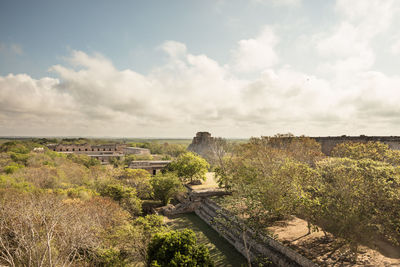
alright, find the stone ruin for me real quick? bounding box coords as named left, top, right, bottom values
left=187, top=132, right=214, bottom=157
left=187, top=132, right=400, bottom=157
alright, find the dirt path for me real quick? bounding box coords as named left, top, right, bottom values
left=190, top=172, right=219, bottom=190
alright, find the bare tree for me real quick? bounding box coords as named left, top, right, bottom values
left=0, top=190, right=130, bottom=266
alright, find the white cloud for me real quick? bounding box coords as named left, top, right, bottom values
left=390, top=39, right=400, bottom=55
left=335, top=0, right=396, bottom=37
left=160, top=41, right=187, bottom=58
left=3, top=34, right=400, bottom=137
left=314, top=0, right=399, bottom=76
left=316, top=23, right=371, bottom=60
left=3, top=0, right=400, bottom=137
left=231, top=26, right=279, bottom=73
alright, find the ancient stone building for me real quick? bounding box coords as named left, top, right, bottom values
left=123, top=147, right=151, bottom=155
left=262, top=135, right=400, bottom=155
left=187, top=132, right=214, bottom=157
left=187, top=132, right=400, bottom=157
left=312, top=135, right=400, bottom=155
left=47, top=143, right=150, bottom=164
left=128, top=160, right=171, bottom=175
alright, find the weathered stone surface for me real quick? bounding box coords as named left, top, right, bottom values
left=260, top=135, right=400, bottom=156
left=187, top=132, right=214, bottom=157
left=128, top=160, right=171, bottom=175
left=195, top=198, right=319, bottom=267
left=46, top=143, right=150, bottom=164
left=312, top=135, right=400, bottom=155
left=161, top=187, right=230, bottom=215
left=163, top=185, right=317, bottom=266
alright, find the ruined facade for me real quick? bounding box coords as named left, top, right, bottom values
left=187, top=132, right=214, bottom=157
left=312, top=135, right=400, bottom=155
left=128, top=160, right=171, bottom=175
left=188, top=132, right=400, bottom=157
left=47, top=143, right=150, bottom=164
left=260, top=135, right=400, bottom=155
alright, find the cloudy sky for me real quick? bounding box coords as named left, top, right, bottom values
left=1, top=0, right=400, bottom=138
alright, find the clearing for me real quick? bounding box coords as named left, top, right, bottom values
left=268, top=216, right=400, bottom=266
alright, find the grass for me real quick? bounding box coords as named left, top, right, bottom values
left=166, top=213, right=247, bottom=267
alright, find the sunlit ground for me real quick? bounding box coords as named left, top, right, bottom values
left=190, top=172, right=219, bottom=190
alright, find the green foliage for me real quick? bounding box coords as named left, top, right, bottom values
left=147, top=229, right=214, bottom=267
left=66, top=153, right=101, bottom=168
left=99, top=183, right=137, bottom=201
left=134, top=214, right=166, bottom=234
left=0, top=141, right=31, bottom=153
left=98, top=182, right=142, bottom=215
left=97, top=248, right=126, bottom=267
left=313, top=158, right=400, bottom=247
left=216, top=135, right=400, bottom=259
left=130, top=141, right=187, bottom=157
left=0, top=175, right=37, bottom=192
left=219, top=137, right=322, bottom=223
left=9, top=152, right=30, bottom=165
left=60, top=137, right=91, bottom=144
left=124, top=154, right=154, bottom=166
left=150, top=172, right=184, bottom=205
left=64, top=186, right=97, bottom=200
left=332, top=141, right=400, bottom=166
left=119, top=168, right=153, bottom=199
left=162, top=143, right=187, bottom=158
left=332, top=141, right=387, bottom=161
left=0, top=140, right=176, bottom=266
left=4, top=162, right=24, bottom=174
left=214, top=157, right=235, bottom=189
left=169, top=152, right=210, bottom=183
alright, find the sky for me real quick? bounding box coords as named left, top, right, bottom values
left=1, top=0, right=400, bottom=138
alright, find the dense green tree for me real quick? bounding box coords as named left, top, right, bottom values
left=218, top=137, right=322, bottom=222
left=3, top=162, right=24, bottom=174
left=313, top=158, right=400, bottom=252
left=0, top=140, right=178, bottom=266
left=150, top=172, right=184, bottom=205
left=332, top=141, right=400, bottom=165
left=147, top=229, right=214, bottom=267
left=98, top=182, right=142, bottom=216
left=66, top=153, right=101, bottom=168
left=129, top=142, right=187, bottom=157
left=119, top=168, right=153, bottom=199
left=169, top=152, right=210, bottom=183
left=124, top=154, right=154, bottom=166
left=0, top=141, right=31, bottom=154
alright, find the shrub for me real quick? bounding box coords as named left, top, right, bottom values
left=119, top=169, right=153, bottom=199
left=168, top=152, right=210, bottom=183
left=98, top=182, right=142, bottom=215
left=4, top=162, right=24, bottom=174
left=147, top=229, right=214, bottom=267
left=150, top=173, right=184, bottom=205
left=9, top=152, right=30, bottom=165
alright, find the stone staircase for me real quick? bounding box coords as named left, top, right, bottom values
left=195, top=198, right=319, bottom=267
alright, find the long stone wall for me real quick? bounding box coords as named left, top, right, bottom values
left=312, top=136, right=400, bottom=155
left=195, top=198, right=318, bottom=267
left=46, top=143, right=150, bottom=164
